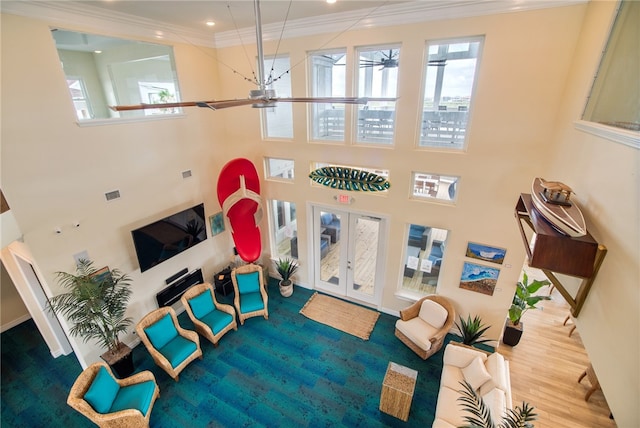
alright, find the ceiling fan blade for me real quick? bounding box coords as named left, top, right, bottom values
left=196, top=99, right=263, bottom=110
left=277, top=97, right=397, bottom=104
left=109, top=101, right=212, bottom=111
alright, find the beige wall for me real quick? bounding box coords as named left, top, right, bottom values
left=545, top=2, right=639, bottom=425
left=1, top=2, right=637, bottom=425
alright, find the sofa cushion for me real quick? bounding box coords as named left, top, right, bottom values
left=434, top=386, right=466, bottom=428
left=440, top=365, right=465, bottom=391
left=110, top=380, right=156, bottom=415
left=462, top=356, right=492, bottom=390
left=395, top=317, right=437, bottom=351
left=200, top=309, right=234, bottom=334
left=84, top=366, right=120, bottom=414
left=321, top=213, right=333, bottom=225
left=188, top=289, right=214, bottom=319
left=236, top=271, right=260, bottom=294
left=443, top=343, right=488, bottom=368
left=480, top=352, right=509, bottom=396
left=432, top=418, right=457, bottom=428
left=144, top=313, right=178, bottom=350
left=160, top=335, right=198, bottom=368
left=482, top=386, right=506, bottom=424
left=418, top=299, right=448, bottom=329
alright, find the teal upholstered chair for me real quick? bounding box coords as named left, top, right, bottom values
left=231, top=264, right=268, bottom=325
left=181, top=282, right=237, bottom=347
left=67, top=362, right=159, bottom=428
left=136, top=307, right=202, bottom=381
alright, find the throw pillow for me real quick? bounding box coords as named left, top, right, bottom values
left=418, top=299, right=449, bottom=329
left=482, top=386, right=506, bottom=424
left=189, top=289, right=214, bottom=319
left=144, top=313, right=178, bottom=349
left=462, top=356, right=492, bottom=390
left=236, top=271, right=260, bottom=294
left=480, top=352, right=509, bottom=396
left=84, top=366, right=120, bottom=414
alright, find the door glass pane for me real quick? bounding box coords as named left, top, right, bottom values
left=352, top=217, right=379, bottom=296
left=270, top=200, right=297, bottom=259
left=401, top=224, right=449, bottom=294
left=319, top=211, right=340, bottom=283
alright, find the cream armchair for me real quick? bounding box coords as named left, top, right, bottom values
left=395, top=295, right=455, bottom=360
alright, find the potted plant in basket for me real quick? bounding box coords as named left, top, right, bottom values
left=503, top=271, right=551, bottom=346
left=275, top=257, right=299, bottom=297
left=48, top=259, right=135, bottom=377
left=454, top=314, right=492, bottom=348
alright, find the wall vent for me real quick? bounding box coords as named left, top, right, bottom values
left=182, top=170, right=192, bottom=179
left=105, top=190, right=121, bottom=201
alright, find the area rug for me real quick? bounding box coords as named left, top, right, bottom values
left=299, top=292, right=380, bottom=340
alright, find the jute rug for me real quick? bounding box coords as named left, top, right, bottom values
left=299, top=292, right=380, bottom=340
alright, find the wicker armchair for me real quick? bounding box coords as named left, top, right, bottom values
left=67, top=362, right=159, bottom=428
left=136, top=307, right=202, bottom=381
left=181, top=282, right=237, bottom=347
left=231, top=264, right=268, bottom=325
left=395, top=295, right=455, bottom=360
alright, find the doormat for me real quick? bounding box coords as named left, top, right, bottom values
left=299, top=292, right=379, bottom=340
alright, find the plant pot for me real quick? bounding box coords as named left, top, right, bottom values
left=279, top=280, right=293, bottom=297
left=101, top=342, right=134, bottom=377
left=502, top=320, right=523, bottom=346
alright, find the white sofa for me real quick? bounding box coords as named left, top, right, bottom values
left=433, top=343, right=512, bottom=428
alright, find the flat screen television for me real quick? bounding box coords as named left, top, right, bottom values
left=132, top=203, right=207, bottom=272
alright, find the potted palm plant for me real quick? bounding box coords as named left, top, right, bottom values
left=454, top=314, right=492, bottom=348
left=458, top=380, right=538, bottom=427
left=275, top=257, right=299, bottom=297
left=503, top=271, right=551, bottom=346
left=48, top=259, right=135, bottom=377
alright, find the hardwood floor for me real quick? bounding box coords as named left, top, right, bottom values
left=497, top=279, right=616, bottom=428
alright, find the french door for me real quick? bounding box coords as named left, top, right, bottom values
left=312, top=206, right=386, bottom=305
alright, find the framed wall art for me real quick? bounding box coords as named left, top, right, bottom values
left=465, top=242, right=506, bottom=265
left=459, top=262, right=500, bottom=296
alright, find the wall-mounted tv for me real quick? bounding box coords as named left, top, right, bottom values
left=132, top=203, right=207, bottom=272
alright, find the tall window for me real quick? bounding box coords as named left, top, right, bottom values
left=419, top=37, right=483, bottom=149
left=401, top=224, right=449, bottom=295
left=309, top=50, right=347, bottom=141
left=582, top=1, right=639, bottom=133
left=356, top=45, right=400, bottom=145
left=262, top=55, right=293, bottom=139
left=269, top=200, right=298, bottom=259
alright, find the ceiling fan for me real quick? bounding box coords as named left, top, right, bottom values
left=111, top=0, right=393, bottom=113
left=360, top=49, right=399, bottom=70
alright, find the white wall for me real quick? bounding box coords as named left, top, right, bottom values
left=1, top=2, right=637, bottom=425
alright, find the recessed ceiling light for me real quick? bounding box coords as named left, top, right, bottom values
left=94, top=50, right=102, bottom=54
left=326, top=0, right=337, bottom=4
left=206, top=21, right=215, bottom=27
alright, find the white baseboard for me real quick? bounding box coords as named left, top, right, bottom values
left=0, top=314, right=31, bottom=333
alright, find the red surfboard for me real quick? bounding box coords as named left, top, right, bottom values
left=217, top=158, right=263, bottom=263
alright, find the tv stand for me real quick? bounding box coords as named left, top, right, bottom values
left=156, top=268, right=204, bottom=307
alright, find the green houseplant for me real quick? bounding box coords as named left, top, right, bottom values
left=458, top=380, right=537, bottom=428
left=48, top=259, right=135, bottom=376
left=503, top=271, right=551, bottom=346
left=275, top=257, right=299, bottom=297
left=454, top=314, right=492, bottom=348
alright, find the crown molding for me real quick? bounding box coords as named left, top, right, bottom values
left=2, top=0, right=587, bottom=49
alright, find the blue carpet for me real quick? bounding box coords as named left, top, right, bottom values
left=2, top=280, right=457, bottom=427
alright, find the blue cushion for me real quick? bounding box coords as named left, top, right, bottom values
left=236, top=271, right=260, bottom=294
left=84, top=366, right=120, bottom=414
left=188, top=289, right=214, bottom=319
left=239, top=292, right=265, bottom=314
left=200, top=310, right=234, bottom=334
left=409, top=224, right=425, bottom=239
left=144, top=313, right=178, bottom=350
left=321, top=213, right=333, bottom=225
left=110, top=380, right=156, bottom=415
left=160, top=335, right=197, bottom=368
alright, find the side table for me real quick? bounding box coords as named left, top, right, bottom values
left=379, top=362, right=418, bottom=421
left=214, top=267, right=233, bottom=296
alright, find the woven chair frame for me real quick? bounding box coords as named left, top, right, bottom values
left=67, top=362, right=160, bottom=428
left=395, top=295, right=456, bottom=360
left=136, top=306, right=202, bottom=382
left=180, top=282, right=238, bottom=347
left=231, top=264, right=269, bottom=325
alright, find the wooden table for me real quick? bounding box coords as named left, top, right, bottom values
left=379, top=362, right=418, bottom=421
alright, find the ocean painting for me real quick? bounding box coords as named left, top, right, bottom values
left=459, top=262, right=500, bottom=296
left=465, top=242, right=506, bottom=265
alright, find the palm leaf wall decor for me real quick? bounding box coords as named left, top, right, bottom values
left=309, top=167, right=390, bottom=192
